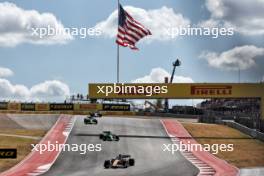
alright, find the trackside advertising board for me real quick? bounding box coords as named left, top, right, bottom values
left=89, top=83, right=264, bottom=99
left=8, top=103, right=20, bottom=111
left=79, top=104, right=97, bottom=110
left=0, top=102, right=8, bottom=110
left=21, top=103, right=35, bottom=111
left=89, top=83, right=264, bottom=119
left=35, top=104, right=50, bottom=111
left=0, top=149, right=17, bottom=159
left=50, top=103, right=74, bottom=111
left=103, top=104, right=130, bottom=111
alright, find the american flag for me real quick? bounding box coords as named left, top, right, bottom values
left=116, top=4, right=152, bottom=50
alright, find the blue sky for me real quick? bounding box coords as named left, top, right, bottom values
left=0, top=0, right=264, bottom=102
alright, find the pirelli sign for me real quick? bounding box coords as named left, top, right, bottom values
left=89, top=83, right=264, bottom=120
left=89, top=83, right=264, bottom=99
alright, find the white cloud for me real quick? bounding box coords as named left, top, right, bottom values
left=131, top=68, right=200, bottom=107
left=198, top=19, right=221, bottom=29
left=131, top=68, right=200, bottom=108
left=0, top=79, right=70, bottom=101
left=0, top=67, right=70, bottom=101
left=30, top=80, right=70, bottom=99
left=0, top=2, right=73, bottom=47
left=0, top=67, right=14, bottom=77
left=0, top=79, right=30, bottom=99
left=132, top=67, right=194, bottom=83
left=201, top=0, right=264, bottom=35
left=205, top=0, right=226, bottom=18
left=199, top=45, right=264, bottom=71
left=95, top=6, right=190, bottom=41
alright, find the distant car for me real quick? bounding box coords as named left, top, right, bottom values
left=84, top=116, right=97, bottom=125
left=89, top=112, right=102, bottom=118
left=99, top=131, right=119, bottom=141
left=104, top=154, right=135, bottom=169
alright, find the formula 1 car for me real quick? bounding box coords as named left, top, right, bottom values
left=104, top=154, right=135, bottom=169
left=84, top=116, right=97, bottom=125
left=89, top=112, right=102, bottom=118
left=99, top=131, right=119, bottom=141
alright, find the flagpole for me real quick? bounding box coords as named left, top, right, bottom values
left=117, top=0, right=120, bottom=83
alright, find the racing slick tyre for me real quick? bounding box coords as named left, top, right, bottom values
left=102, top=136, right=106, bottom=141
left=99, top=134, right=104, bottom=139
left=115, top=136, right=120, bottom=141
left=104, top=160, right=111, bottom=169
left=129, top=158, right=135, bottom=166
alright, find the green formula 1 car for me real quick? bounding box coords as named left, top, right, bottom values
left=84, top=117, right=98, bottom=125
left=99, top=131, right=119, bottom=141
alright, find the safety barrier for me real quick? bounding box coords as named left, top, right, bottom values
left=0, top=103, right=101, bottom=114
left=0, top=102, right=134, bottom=115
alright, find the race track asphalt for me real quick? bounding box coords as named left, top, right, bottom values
left=43, top=116, right=199, bottom=176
